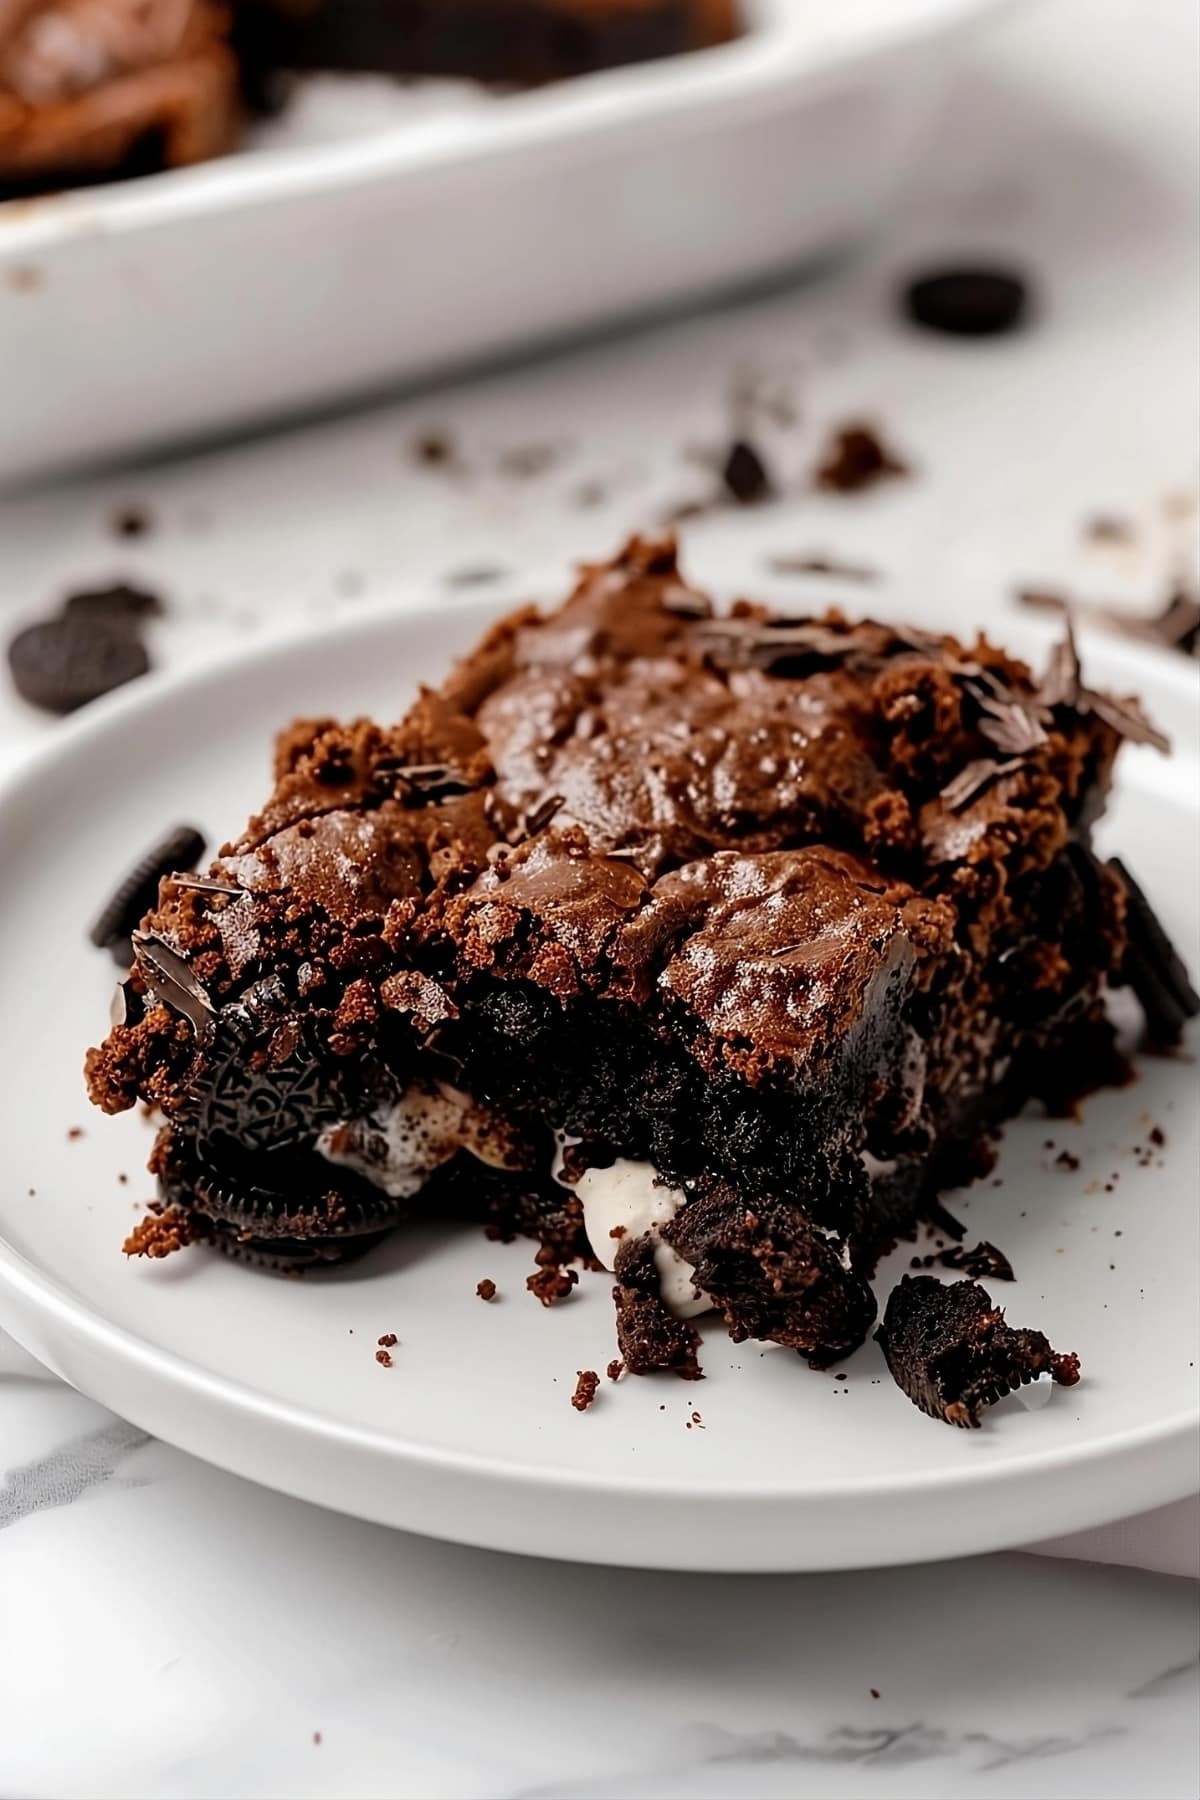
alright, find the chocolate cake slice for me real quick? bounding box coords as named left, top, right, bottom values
left=1, top=0, right=241, bottom=197
left=85, top=536, right=1193, bottom=1404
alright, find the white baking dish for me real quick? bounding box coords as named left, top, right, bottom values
left=0, top=0, right=1010, bottom=485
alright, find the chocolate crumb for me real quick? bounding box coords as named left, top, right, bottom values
left=476, top=1278, right=497, bottom=1301
left=765, top=552, right=878, bottom=583
left=498, top=443, right=560, bottom=480
left=1149, top=1125, right=1166, bottom=1147
left=814, top=422, right=908, bottom=493
left=527, top=1265, right=579, bottom=1307
left=721, top=437, right=773, bottom=505
left=124, top=1208, right=191, bottom=1259
left=572, top=480, right=610, bottom=509
left=571, top=1369, right=600, bottom=1411
left=377, top=1333, right=397, bottom=1348
left=412, top=429, right=455, bottom=466
left=375, top=1349, right=393, bottom=1368
left=313, top=1732, right=321, bottom=1746
left=869, top=1689, right=881, bottom=1700
left=67, top=1126, right=84, bottom=1141
left=1085, top=514, right=1135, bottom=545
left=443, top=566, right=509, bottom=588
left=1054, top=1150, right=1080, bottom=1172
left=111, top=506, right=152, bottom=540
left=606, top=1359, right=624, bottom=1382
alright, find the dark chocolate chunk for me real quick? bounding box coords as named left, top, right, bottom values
left=131, top=931, right=216, bottom=1036
left=62, top=583, right=163, bottom=632
left=876, top=1276, right=1079, bottom=1427
left=8, top=616, right=149, bottom=714
left=89, top=826, right=207, bottom=965
left=721, top=438, right=773, bottom=505
left=902, top=267, right=1030, bottom=338
left=523, top=792, right=565, bottom=837
left=813, top=423, right=908, bottom=494
left=1108, top=856, right=1200, bottom=1045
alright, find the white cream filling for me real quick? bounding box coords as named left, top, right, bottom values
left=317, top=1082, right=526, bottom=1199
left=572, top=1159, right=712, bottom=1320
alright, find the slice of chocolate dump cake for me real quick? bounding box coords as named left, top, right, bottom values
left=85, top=536, right=1197, bottom=1418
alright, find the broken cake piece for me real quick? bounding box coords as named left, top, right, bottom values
left=83, top=534, right=1194, bottom=1401
left=876, top=1275, right=1081, bottom=1427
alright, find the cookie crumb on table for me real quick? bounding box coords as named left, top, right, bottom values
left=571, top=1370, right=600, bottom=1412
left=476, top=1278, right=497, bottom=1301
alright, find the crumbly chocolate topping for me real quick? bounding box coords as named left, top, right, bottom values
left=571, top=1369, right=600, bottom=1411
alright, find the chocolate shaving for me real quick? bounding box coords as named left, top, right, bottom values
left=377, top=761, right=474, bottom=797
left=692, top=616, right=855, bottom=669
left=1083, top=688, right=1171, bottom=753
left=1040, top=613, right=1082, bottom=709
left=1039, top=618, right=1170, bottom=751
left=937, top=1241, right=1016, bottom=1282
left=523, top=793, right=565, bottom=836
left=968, top=672, right=1048, bottom=755
left=925, top=1199, right=967, bottom=1242
left=1108, top=856, right=1200, bottom=1045
left=940, top=757, right=1023, bottom=812
left=131, top=931, right=215, bottom=1034
left=166, top=872, right=245, bottom=896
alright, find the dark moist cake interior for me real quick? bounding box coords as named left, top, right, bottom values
left=85, top=534, right=1190, bottom=1411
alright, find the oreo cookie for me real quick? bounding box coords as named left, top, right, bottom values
left=8, top=615, right=149, bottom=714
left=158, top=1139, right=407, bottom=1269
left=89, top=826, right=207, bottom=966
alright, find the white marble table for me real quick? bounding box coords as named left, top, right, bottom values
left=1, top=0, right=1197, bottom=1794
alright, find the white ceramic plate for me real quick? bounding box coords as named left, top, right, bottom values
left=0, top=0, right=1012, bottom=483
left=0, top=593, right=1196, bottom=1571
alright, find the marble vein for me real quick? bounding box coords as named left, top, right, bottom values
left=0, top=1419, right=149, bottom=1532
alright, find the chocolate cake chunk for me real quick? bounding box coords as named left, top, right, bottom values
left=1, top=0, right=241, bottom=196
left=238, top=0, right=738, bottom=89
left=86, top=535, right=1184, bottom=1402
left=877, top=1276, right=1080, bottom=1427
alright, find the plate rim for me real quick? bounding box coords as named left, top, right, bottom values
left=0, top=596, right=1196, bottom=1569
